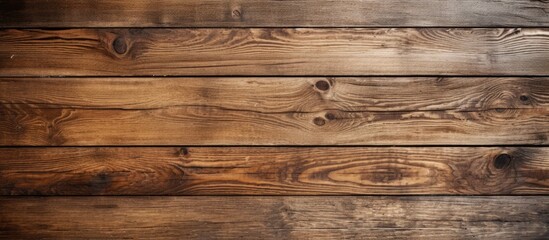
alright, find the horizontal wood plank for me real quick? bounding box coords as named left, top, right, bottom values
left=1, top=147, right=548, bottom=195
left=1, top=196, right=548, bottom=239
left=1, top=77, right=548, bottom=146
left=1, top=28, right=548, bottom=76
left=1, top=0, right=548, bottom=27
left=3, top=77, right=548, bottom=111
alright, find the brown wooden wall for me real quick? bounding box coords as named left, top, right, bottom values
left=1, top=0, right=548, bottom=239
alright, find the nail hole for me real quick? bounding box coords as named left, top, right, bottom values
left=232, top=9, right=241, bottom=18
left=113, top=37, right=127, bottom=54
left=313, top=117, right=326, bottom=126
left=315, top=80, right=330, bottom=91
left=325, top=113, right=336, bottom=120
left=494, top=154, right=512, bottom=169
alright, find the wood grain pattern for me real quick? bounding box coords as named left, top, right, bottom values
left=1, top=147, right=548, bottom=195
left=2, top=77, right=548, bottom=146
left=1, top=196, right=548, bottom=239
left=3, top=77, right=548, bottom=111
left=1, top=0, right=548, bottom=27
left=1, top=28, right=549, bottom=76
left=2, top=0, right=548, bottom=238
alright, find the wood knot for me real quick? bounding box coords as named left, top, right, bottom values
left=519, top=95, right=529, bottom=103
left=315, top=80, right=330, bottom=91
left=313, top=117, right=326, bottom=126
left=113, top=37, right=127, bottom=54
left=91, top=172, right=112, bottom=190
left=325, top=112, right=336, bottom=120
left=179, top=147, right=190, bottom=157
left=494, top=154, right=512, bottom=169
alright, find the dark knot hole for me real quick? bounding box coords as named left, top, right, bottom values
left=315, top=80, right=330, bottom=91
left=113, top=37, right=128, bottom=54
left=494, top=154, right=512, bottom=169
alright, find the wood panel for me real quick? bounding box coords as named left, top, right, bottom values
left=3, top=77, right=549, bottom=111
left=2, top=0, right=548, bottom=238
left=1, top=0, right=548, bottom=28
left=2, top=77, right=548, bottom=146
left=1, top=196, right=548, bottom=239
left=1, top=147, right=548, bottom=195
left=1, top=28, right=549, bottom=76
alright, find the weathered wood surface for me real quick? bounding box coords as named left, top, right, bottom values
left=1, top=0, right=548, bottom=238
left=2, top=77, right=548, bottom=146
left=1, top=196, right=547, bottom=239
left=3, top=77, right=548, bottom=111
left=1, top=28, right=549, bottom=76
left=1, top=147, right=548, bottom=195
left=1, top=0, right=548, bottom=28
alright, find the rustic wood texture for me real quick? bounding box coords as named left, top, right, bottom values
left=1, top=196, right=548, bottom=239
left=2, top=0, right=549, bottom=238
left=3, top=77, right=548, bottom=111
left=2, top=77, right=548, bottom=146
left=1, top=0, right=548, bottom=28
left=1, top=28, right=549, bottom=76
left=1, top=147, right=548, bottom=195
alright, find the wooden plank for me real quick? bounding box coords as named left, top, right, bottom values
left=1, top=147, right=548, bottom=195
left=1, top=77, right=549, bottom=146
left=1, top=28, right=548, bottom=76
left=1, top=196, right=547, bottom=239
left=1, top=0, right=548, bottom=27
left=3, top=77, right=548, bottom=111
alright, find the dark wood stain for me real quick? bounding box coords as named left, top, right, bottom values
left=1, top=196, right=547, bottom=239
left=1, top=0, right=548, bottom=27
